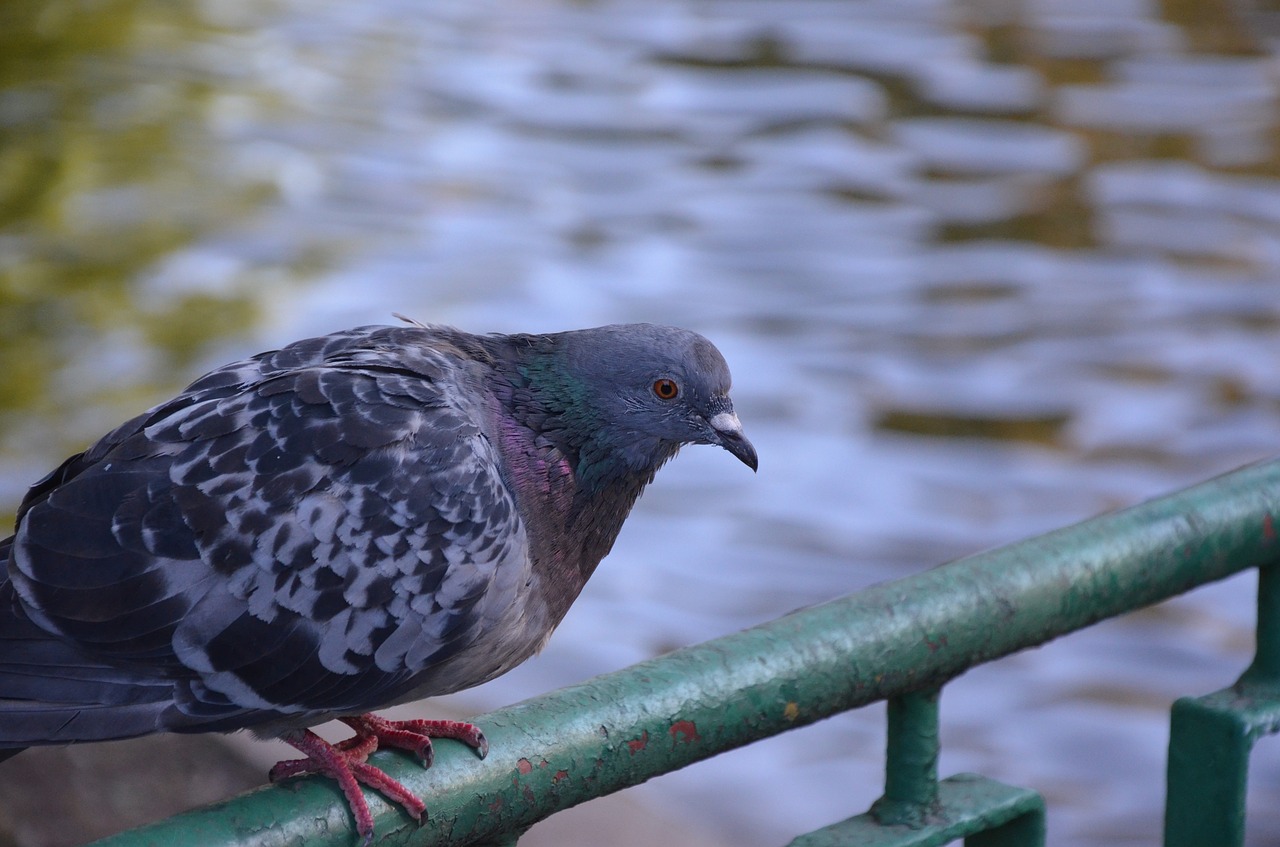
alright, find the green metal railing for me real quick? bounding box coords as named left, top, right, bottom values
left=89, top=459, right=1280, bottom=847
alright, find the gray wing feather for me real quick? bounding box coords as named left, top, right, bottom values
left=3, top=326, right=533, bottom=739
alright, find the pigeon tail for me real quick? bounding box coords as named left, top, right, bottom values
left=0, top=542, right=174, bottom=750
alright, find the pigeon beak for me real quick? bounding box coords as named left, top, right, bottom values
left=708, top=410, right=758, bottom=472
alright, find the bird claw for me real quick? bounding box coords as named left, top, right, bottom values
left=342, top=714, right=488, bottom=764
left=274, top=714, right=487, bottom=842
left=341, top=715, right=435, bottom=768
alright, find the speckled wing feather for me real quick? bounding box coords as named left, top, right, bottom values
left=1, top=326, right=535, bottom=742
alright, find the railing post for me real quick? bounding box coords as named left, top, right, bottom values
left=789, top=682, right=1044, bottom=847
left=875, top=688, right=941, bottom=826
left=1243, top=561, right=1280, bottom=686
left=1164, top=563, right=1280, bottom=847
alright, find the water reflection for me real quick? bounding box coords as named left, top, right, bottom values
left=2, top=0, right=1280, bottom=845
left=0, top=0, right=273, bottom=505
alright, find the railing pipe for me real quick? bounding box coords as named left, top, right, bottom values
left=88, top=459, right=1280, bottom=847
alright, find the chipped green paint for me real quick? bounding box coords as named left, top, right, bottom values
left=88, top=459, right=1280, bottom=847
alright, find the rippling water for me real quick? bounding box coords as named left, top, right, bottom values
left=3, top=0, right=1280, bottom=844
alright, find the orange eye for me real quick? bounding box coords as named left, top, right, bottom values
left=652, top=378, right=679, bottom=400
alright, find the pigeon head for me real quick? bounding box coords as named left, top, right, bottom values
left=517, top=323, right=757, bottom=487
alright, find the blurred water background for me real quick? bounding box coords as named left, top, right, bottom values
left=3, top=0, right=1280, bottom=844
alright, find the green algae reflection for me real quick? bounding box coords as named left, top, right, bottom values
left=0, top=1, right=279, bottom=517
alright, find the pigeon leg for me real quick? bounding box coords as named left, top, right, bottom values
left=269, top=728, right=378, bottom=780
left=341, top=713, right=490, bottom=769
left=269, top=715, right=487, bottom=842
left=271, top=727, right=427, bottom=845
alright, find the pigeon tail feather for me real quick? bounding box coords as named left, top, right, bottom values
left=0, top=546, right=174, bottom=749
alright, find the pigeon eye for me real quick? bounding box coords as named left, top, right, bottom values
left=652, top=378, right=679, bottom=400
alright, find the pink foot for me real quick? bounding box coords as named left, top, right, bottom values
left=270, top=714, right=488, bottom=845
left=344, top=713, right=490, bottom=768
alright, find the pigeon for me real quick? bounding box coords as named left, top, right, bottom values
left=0, top=320, right=756, bottom=842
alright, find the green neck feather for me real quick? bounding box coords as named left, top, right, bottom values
left=512, top=352, right=673, bottom=494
